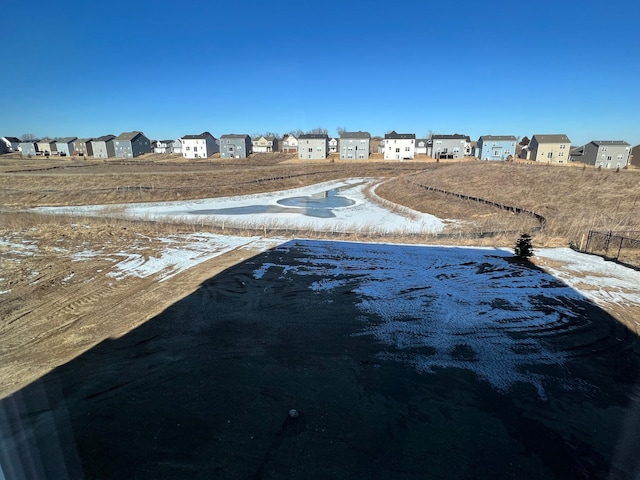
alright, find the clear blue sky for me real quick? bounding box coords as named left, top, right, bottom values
left=1, top=0, right=638, bottom=146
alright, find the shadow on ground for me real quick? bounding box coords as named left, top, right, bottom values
left=2, top=240, right=640, bottom=479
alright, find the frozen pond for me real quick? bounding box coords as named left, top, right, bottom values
left=189, top=187, right=356, bottom=218
left=36, top=179, right=447, bottom=234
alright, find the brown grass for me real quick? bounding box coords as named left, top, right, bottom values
left=2, top=154, right=639, bottom=248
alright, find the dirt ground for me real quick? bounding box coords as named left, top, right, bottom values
left=2, top=240, right=640, bottom=479
left=2, top=155, right=640, bottom=479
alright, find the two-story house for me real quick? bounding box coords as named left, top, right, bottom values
left=570, top=140, right=631, bottom=168
left=527, top=134, right=571, bottom=164
left=298, top=134, right=329, bottom=160
left=281, top=135, right=298, bottom=153
left=431, top=134, right=468, bottom=160
left=36, top=139, right=56, bottom=156
left=1, top=136, right=21, bottom=152
left=631, top=144, right=640, bottom=167
left=19, top=140, right=39, bottom=157
left=252, top=136, right=279, bottom=153
left=477, top=136, right=518, bottom=161
left=113, top=131, right=152, bottom=158
left=91, top=135, right=116, bottom=158
left=55, top=137, right=78, bottom=156
left=220, top=134, right=252, bottom=158
left=328, top=137, right=338, bottom=154
left=73, top=138, right=94, bottom=156
left=181, top=132, right=219, bottom=158
left=339, top=131, right=371, bottom=160
left=384, top=131, right=415, bottom=160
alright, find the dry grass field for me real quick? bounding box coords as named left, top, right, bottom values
left=1, top=153, right=640, bottom=397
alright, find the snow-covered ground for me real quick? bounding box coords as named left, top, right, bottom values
left=253, top=240, right=640, bottom=398
left=36, top=179, right=447, bottom=234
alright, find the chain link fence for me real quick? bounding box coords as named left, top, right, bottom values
left=581, top=231, right=640, bottom=270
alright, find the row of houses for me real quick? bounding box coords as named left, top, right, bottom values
left=2, top=132, right=637, bottom=168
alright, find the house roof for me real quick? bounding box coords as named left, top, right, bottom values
left=432, top=134, right=470, bottom=141
left=220, top=134, right=250, bottom=139
left=479, top=135, right=517, bottom=142
left=93, top=135, right=116, bottom=142
left=299, top=134, right=329, bottom=139
left=20, top=139, right=40, bottom=143
left=75, top=138, right=93, bottom=143
left=385, top=131, right=415, bottom=140
left=56, top=137, right=77, bottom=143
left=115, top=131, right=144, bottom=141
left=532, top=134, right=571, bottom=144
left=182, top=132, right=214, bottom=140
left=3, top=137, right=21, bottom=143
left=340, top=131, right=371, bottom=139
left=590, top=140, right=631, bottom=147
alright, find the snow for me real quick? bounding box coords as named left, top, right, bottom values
left=35, top=179, right=446, bottom=234
left=251, top=240, right=640, bottom=399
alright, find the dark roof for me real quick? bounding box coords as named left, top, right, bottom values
left=432, top=134, right=470, bottom=141
left=340, top=131, right=371, bottom=139
left=299, top=134, right=329, bottom=139
left=93, top=135, right=116, bottom=142
left=220, top=134, right=250, bottom=139
left=3, top=136, right=21, bottom=143
left=74, top=137, right=93, bottom=143
left=56, top=137, right=77, bottom=143
left=478, top=135, right=517, bottom=142
left=532, top=134, right=571, bottom=144
left=590, top=140, right=630, bottom=147
left=182, top=132, right=215, bottom=140
left=19, top=139, right=40, bottom=143
left=385, top=130, right=415, bottom=140
left=115, top=131, right=145, bottom=141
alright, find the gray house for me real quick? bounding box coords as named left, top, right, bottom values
left=20, top=140, right=40, bottom=157
left=114, top=131, right=152, bottom=158
left=570, top=140, right=631, bottom=168
left=431, top=134, right=469, bottom=160
left=73, top=138, right=94, bottom=156
left=220, top=134, right=252, bottom=158
left=298, top=134, right=329, bottom=160
left=339, top=131, right=371, bottom=160
left=55, top=137, right=77, bottom=156
left=91, top=135, right=116, bottom=158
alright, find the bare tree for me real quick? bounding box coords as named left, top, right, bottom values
left=21, top=133, right=36, bottom=141
left=307, top=127, right=328, bottom=135
left=336, top=126, right=347, bottom=136
left=289, top=129, right=305, bottom=137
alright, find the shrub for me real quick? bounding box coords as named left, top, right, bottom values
left=514, top=233, right=534, bottom=260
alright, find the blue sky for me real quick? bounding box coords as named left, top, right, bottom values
left=1, top=0, right=639, bottom=145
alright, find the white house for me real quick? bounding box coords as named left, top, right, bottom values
left=1, top=137, right=21, bottom=152
left=328, top=137, right=338, bottom=153
left=252, top=136, right=278, bottom=153
left=181, top=132, right=219, bottom=158
left=384, top=131, right=415, bottom=160
left=282, top=135, right=298, bottom=153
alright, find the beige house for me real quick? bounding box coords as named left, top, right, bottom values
left=526, top=134, right=571, bottom=164
left=282, top=135, right=298, bottom=153
left=252, top=136, right=278, bottom=153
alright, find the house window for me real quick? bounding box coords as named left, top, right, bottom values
left=607, top=155, right=612, bottom=161
left=359, top=153, right=365, bottom=158
left=617, top=154, right=623, bottom=160
left=405, top=146, right=410, bottom=152
left=547, top=152, right=553, bottom=159
left=395, top=148, right=400, bottom=153
left=186, top=146, right=190, bottom=150
left=559, top=151, right=563, bottom=156
left=493, top=149, right=500, bottom=156
left=308, top=148, right=312, bottom=153
left=560, top=144, right=566, bottom=149
left=194, top=146, right=198, bottom=152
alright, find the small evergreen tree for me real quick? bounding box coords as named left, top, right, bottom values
left=514, top=233, right=534, bottom=260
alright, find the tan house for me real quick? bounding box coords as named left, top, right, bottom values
left=252, top=136, right=278, bottom=153
left=525, top=134, right=571, bottom=164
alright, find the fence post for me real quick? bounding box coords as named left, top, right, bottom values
left=616, top=236, right=624, bottom=261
